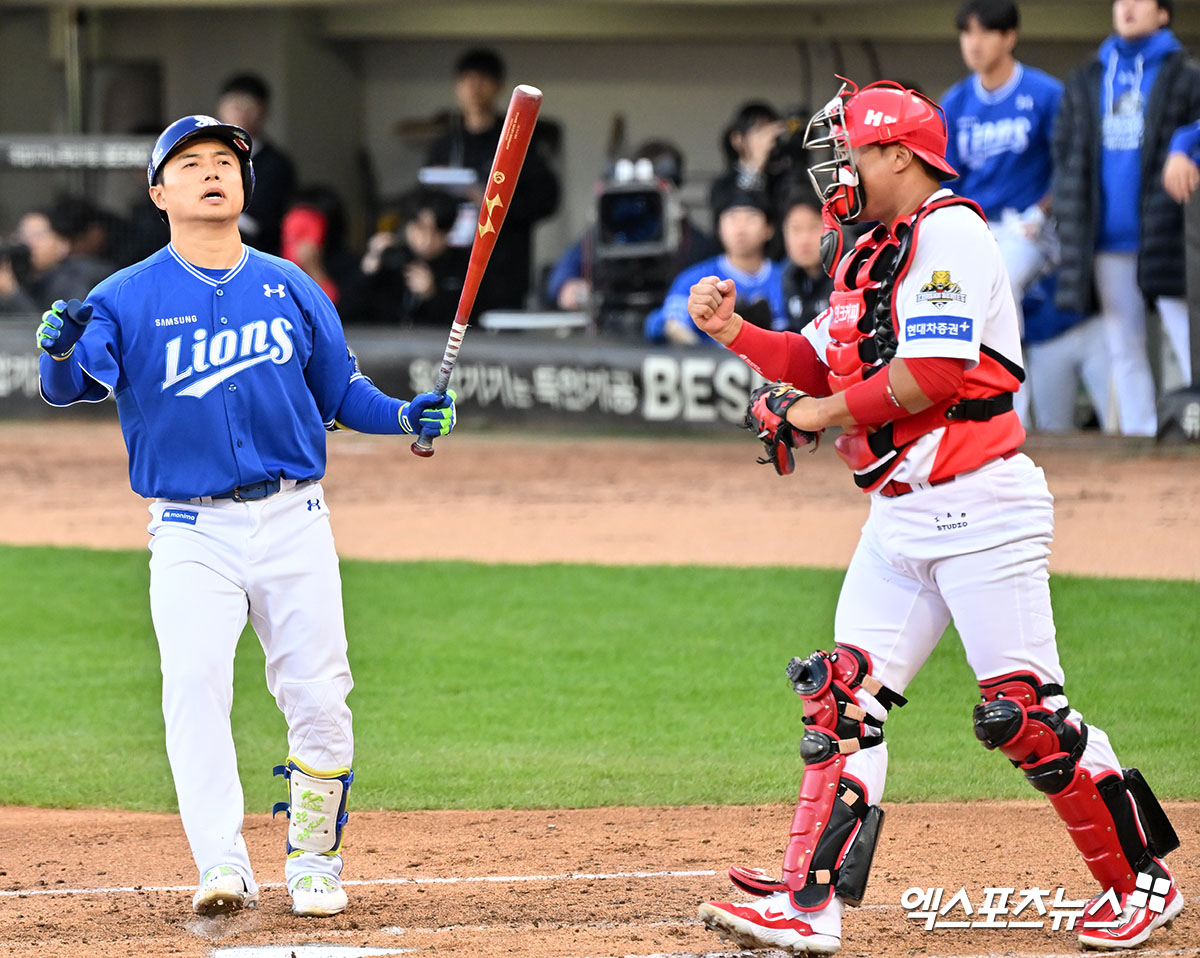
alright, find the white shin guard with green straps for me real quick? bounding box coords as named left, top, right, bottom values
left=272, top=757, right=353, bottom=857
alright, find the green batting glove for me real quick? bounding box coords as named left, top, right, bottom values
left=37, top=298, right=93, bottom=359
left=399, top=389, right=457, bottom=437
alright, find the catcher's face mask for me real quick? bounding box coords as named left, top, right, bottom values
left=804, top=79, right=865, bottom=229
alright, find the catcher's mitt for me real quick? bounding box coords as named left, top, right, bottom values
left=744, top=381, right=821, bottom=476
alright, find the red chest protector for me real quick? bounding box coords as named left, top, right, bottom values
left=823, top=195, right=982, bottom=392
left=821, top=196, right=1023, bottom=491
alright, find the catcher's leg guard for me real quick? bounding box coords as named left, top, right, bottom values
left=272, top=757, right=354, bottom=857
left=731, top=646, right=905, bottom=912
left=973, top=673, right=1179, bottom=893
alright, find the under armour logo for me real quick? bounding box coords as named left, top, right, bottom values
left=307, top=498, right=321, bottom=511
left=264, top=284, right=286, bottom=298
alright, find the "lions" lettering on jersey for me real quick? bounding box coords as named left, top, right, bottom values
left=162, top=317, right=295, bottom=397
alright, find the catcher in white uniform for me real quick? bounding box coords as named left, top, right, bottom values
left=687, top=78, right=1182, bottom=954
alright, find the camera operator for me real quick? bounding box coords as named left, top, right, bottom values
left=343, top=187, right=468, bottom=326
left=546, top=139, right=719, bottom=334
left=710, top=101, right=812, bottom=258
left=709, top=102, right=782, bottom=225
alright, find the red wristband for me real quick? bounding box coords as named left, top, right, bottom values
left=843, top=370, right=904, bottom=426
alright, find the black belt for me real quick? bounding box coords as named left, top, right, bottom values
left=213, top=479, right=282, bottom=501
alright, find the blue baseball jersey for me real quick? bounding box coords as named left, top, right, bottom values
left=941, top=63, right=1063, bottom=220
left=46, top=244, right=357, bottom=500
left=645, top=254, right=786, bottom=342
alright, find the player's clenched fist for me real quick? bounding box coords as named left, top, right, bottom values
left=687, top=276, right=742, bottom=346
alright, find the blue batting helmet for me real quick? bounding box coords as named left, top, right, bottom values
left=147, top=114, right=255, bottom=216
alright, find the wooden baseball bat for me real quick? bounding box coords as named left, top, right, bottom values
left=411, top=83, right=544, bottom=457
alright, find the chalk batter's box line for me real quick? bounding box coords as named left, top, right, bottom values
left=0, top=868, right=719, bottom=898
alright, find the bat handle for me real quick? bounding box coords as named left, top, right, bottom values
left=409, top=378, right=454, bottom=458
left=410, top=329, right=464, bottom=460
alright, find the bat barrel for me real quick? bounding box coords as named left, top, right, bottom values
left=411, top=84, right=543, bottom=459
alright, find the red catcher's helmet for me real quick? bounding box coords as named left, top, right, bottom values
left=804, top=77, right=957, bottom=224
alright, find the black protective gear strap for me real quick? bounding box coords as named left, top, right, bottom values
left=944, top=393, right=1015, bottom=422
left=787, top=648, right=906, bottom=753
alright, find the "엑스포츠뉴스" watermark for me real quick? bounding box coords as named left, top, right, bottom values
left=901, top=871, right=1172, bottom=930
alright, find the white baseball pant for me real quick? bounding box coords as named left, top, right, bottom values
left=831, top=454, right=1121, bottom=813
left=147, top=480, right=353, bottom=890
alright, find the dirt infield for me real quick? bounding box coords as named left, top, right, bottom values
left=1, top=421, right=1198, bottom=577
left=1, top=422, right=1197, bottom=958
left=3, top=803, right=1198, bottom=958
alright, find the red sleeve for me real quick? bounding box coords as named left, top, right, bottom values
left=727, top=321, right=830, bottom=396
left=905, top=355, right=967, bottom=403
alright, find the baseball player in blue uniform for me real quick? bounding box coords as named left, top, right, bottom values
left=942, top=0, right=1062, bottom=424
left=36, top=115, right=457, bottom=919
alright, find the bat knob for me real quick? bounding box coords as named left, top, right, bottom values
left=410, top=437, right=436, bottom=458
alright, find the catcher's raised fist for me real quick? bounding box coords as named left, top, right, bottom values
left=687, top=276, right=741, bottom=345
left=745, top=381, right=822, bottom=476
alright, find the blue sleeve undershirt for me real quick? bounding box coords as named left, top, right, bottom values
left=332, top=373, right=410, bottom=434
left=1169, top=120, right=1200, bottom=161
left=39, top=353, right=84, bottom=402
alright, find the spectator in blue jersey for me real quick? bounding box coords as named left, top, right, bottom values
left=645, top=189, right=785, bottom=345
left=1053, top=0, right=1200, bottom=435
left=1021, top=272, right=1112, bottom=432
left=777, top=190, right=832, bottom=333
left=1163, top=118, right=1200, bottom=203
left=941, top=0, right=1062, bottom=424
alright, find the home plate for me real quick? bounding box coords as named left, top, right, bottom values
left=209, top=947, right=418, bottom=957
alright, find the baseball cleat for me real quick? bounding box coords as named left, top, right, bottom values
left=1078, top=875, right=1183, bottom=950
left=290, top=873, right=348, bottom=917
left=698, top=891, right=841, bottom=954
left=192, top=864, right=258, bottom=916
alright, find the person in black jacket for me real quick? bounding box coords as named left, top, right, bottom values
left=777, top=190, right=832, bottom=332
left=343, top=188, right=468, bottom=327
left=1052, top=0, right=1200, bottom=435
left=424, top=48, right=560, bottom=313
left=217, top=73, right=298, bottom=257
left=709, top=101, right=784, bottom=236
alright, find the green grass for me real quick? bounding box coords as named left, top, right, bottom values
left=1, top=545, right=1196, bottom=813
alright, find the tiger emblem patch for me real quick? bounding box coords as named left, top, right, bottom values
left=916, top=270, right=967, bottom=309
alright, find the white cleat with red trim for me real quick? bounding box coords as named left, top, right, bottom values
left=1078, top=871, right=1183, bottom=950
left=698, top=890, right=843, bottom=954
